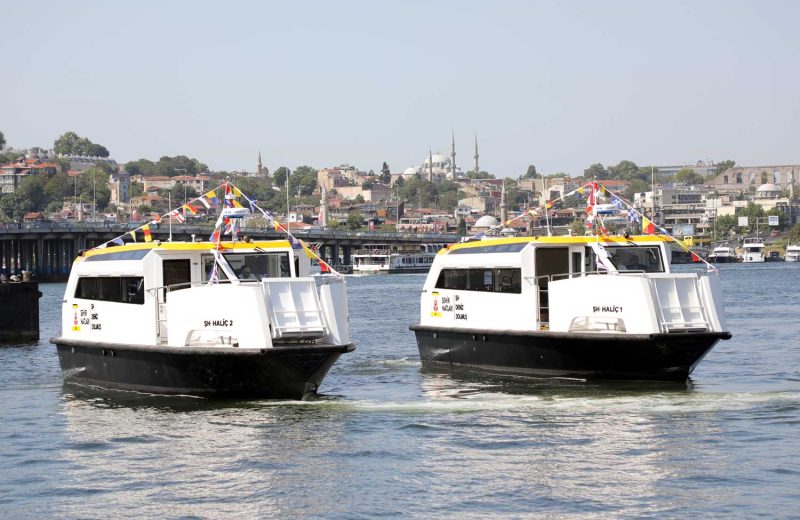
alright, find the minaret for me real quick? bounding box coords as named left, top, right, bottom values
left=428, top=148, right=434, bottom=182
left=473, top=133, right=480, bottom=176
left=257, top=151, right=263, bottom=177
left=450, top=130, right=456, bottom=179
left=320, top=185, right=328, bottom=227
left=500, top=180, right=508, bottom=224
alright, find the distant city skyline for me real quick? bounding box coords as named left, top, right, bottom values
left=2, top=0, right=799, bottom=177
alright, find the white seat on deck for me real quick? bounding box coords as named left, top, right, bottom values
left=262, top=278, right=328, bottom=340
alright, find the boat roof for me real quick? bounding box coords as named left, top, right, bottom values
left=78, top=240, right=294, bottom=263
left=441, top=235, right=670, bottom=255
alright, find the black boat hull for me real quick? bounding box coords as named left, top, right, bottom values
left=411, top=325, right=731, bottom=381
left=52, top=338, right=354, bottom=399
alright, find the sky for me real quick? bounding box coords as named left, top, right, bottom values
left=1, top=0, right=799, bottom=178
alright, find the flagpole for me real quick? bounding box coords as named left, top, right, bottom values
left=168, top=192, right=173, bottom=242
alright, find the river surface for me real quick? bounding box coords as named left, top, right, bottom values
left=1, top=264, right=799, bottom=518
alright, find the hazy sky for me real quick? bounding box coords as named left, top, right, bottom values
left=2, top=0, right=798, bottom=177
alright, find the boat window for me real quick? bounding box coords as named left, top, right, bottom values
left=434, top=268, right=521, bottom=294
left=75, top=276, right=144, bottom=304
left=606, top=246, right=664, bottom=272
left=85, top=249, right=152, bottom=262
left=448, top=243, right=528, bottom=255
left=162, top=259, right=192, bottom=295
left=218, top=252, right=291, bottom=280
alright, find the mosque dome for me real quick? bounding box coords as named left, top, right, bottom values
left=423, top=154, right=452, bottom=166
left=403, top=166, right=420, bottom=176
left=474, top=215, right=499, bottom=228
left=756, top=183, right=780, bottom=193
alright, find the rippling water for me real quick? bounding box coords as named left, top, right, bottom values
left=1, top=264, right=799, bottom=518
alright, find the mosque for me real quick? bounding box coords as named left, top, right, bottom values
left=400, top=132, right=480, bottom=181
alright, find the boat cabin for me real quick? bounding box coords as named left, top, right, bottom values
left=61, top=240, right=350, bottom=350
left=419, top=235, right=727, bottom=336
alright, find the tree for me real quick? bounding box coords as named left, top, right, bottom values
left=523, top=165, right=538, bottom=179
left=457, top=217, right=467, bottom=235
left=346, top=212, right=363, bottom=230
left=380, top=162, right=391, bottom=184
left=466, top=170, right=494, bottom=179
left=788, top=223, right=800, bottom=244
left=675, top=168, right=704, bottom=185
left=53, top=131, right=110, bottom=157
left=714, top=214, right=738, bottom=238
left=362, top=179, right=375, bottom=190
left=583, top=163, right=607, bottom=180
left=0, top=130, right=5, bottom=150
left=273, top=167, right=290, bottom=188
left=714, top=160, right=735, bottom=177
left=569, top=219, right=585, bottom=236
left=44, top=173, right=72, bottom=202
left=608, top=160, right=641, bottom=181
left=760, top=171, right=769, bottom=185
left=623, top=179, right=649, bottom=200
left=130, top=181, right=144, bottom=198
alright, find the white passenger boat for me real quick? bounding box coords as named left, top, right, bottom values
left=351, top=243, right=446, bottom=274
left=785, top=244, right=800, bottom=262
left=52, top=182, right=354, bottom=399
left=708, top=245, right=738, bottom=263
left=411, top=235, right=732, bottom=381
left=742, top=237, right=765, bottom=263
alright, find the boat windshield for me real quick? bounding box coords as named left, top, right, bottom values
left=202, top=252, right=290, bottom=281
left=606, top=246, right=664, bottom=273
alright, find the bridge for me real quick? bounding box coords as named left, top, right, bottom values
left=0, top=222, right=461, bottom=281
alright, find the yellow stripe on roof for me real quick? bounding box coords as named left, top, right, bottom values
left=443, top=234, right=669, bottom=254
left=79, top=240, right=293, bottom=261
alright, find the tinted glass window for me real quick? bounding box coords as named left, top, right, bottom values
left=435, top=268, right=521, bottom=293
left=75, top=277, right=145, bottom=304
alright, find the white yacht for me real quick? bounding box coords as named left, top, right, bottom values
left=411, top=235, right=731, bottom=382
left=708, top=245, right=738, bottom=263
left=785, top=244, right=800, bottom=262
left=742, top=237, right=765, bottom=263
left=352, top=243, right=446, bottom=274
left=51, top=240, right=354, bottom=399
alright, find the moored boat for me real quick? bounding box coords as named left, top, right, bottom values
left=741, top=237, right=765, bottom=263
left=785, top=244, right=800, bottom=262
left=708, top=245, right=738, bottom=263
left=352, top=243, right=446, bottom=274
left=411, top=235, right=731, bottom=382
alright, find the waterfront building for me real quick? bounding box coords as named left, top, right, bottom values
left=0, top=157, right=59, bottom=194
left=655, top=161, right=717, bottom=179
left=142, top=174, right=209, bottom=193
left=707, top=164, right=798, bottom=197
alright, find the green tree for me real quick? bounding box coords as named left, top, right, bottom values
left=584, top=163, right=608, bottom=180
left=53, top=131, right=110, bottom=157
left=569, top=219, right=585, bottom=236
left=675, top=168, right=704, bottom=185
left=362, top=179, right=375, bottom=190
left=154, top=155, right=208, bottom=177
left=608, top=160, right=642, bottom=181
left=170, top=182, right=199, bottom=204
left=0, top=130, right=5, bottom=149
left=78, top=167, right=111, bottom=211
left=273, top=167, right=290, bottom=188
left=457, top=217, right=467, bottom=235
left=523, top=165, right=538, bottom=179
left=16, top=175, right=48, bottom=211
left=788, top=223, right=800, bottom=243
left=466, top=170, right=494, bottom=179
left=714, top=160, right=735, bottom=176
left=380, top=162, right=391, bottom=184
left=44, top=172, right=72, bottom=202
left=290, top=166, right=318, bottom=196
left=714, top=214, right=738, bottom=238
left=623, top=179, right=649, bottom=199
left=130, top=181, right=144, bottom=198
left=346, top=212, right=363, bottom=230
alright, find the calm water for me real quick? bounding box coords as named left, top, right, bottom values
left=1, top=264, right=799, bottom=518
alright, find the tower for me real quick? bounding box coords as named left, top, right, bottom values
left=257, top=151, right=263, bottom=177
left=320, top=185, right=329, bottom=227
left=450, top=130, right=456, bottom=179
left=500, top=180, right=508, bottom=224
left=428, top=148, right=434, bottom=182
left=473, top=133, right=479, bottom=176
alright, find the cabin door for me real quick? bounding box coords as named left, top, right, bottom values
left=161, top=259, right=192, bottom=302
left=534, top=247, right=569, bottom=327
